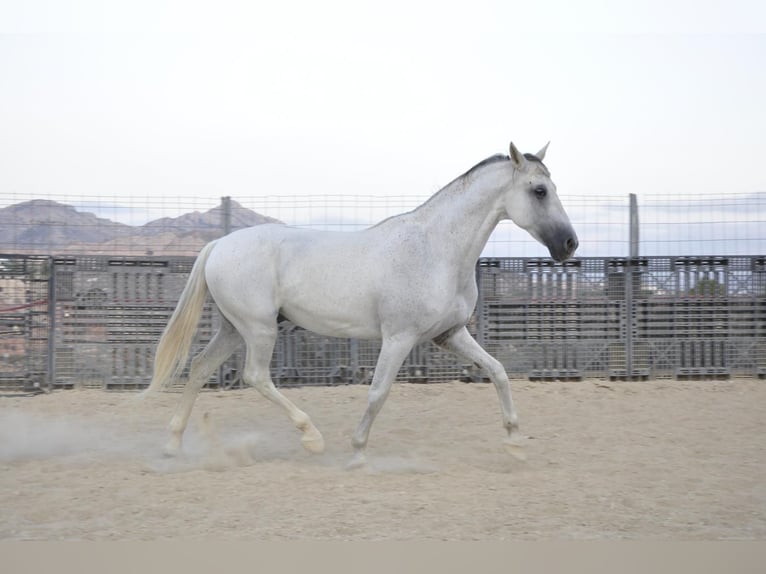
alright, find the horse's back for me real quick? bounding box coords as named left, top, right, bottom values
left=208, top=223, right=375, bottom=276
left=202, top=221, right=472, bottom=340
left=203, top=224, right=385, bottom=338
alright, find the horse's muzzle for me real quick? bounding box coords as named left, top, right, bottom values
left=547, top=229, right=579, bottom=262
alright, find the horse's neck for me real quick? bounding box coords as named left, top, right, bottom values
left=411, top=171, right=506, bottom=265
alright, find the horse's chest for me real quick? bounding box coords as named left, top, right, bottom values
left=422, top=289, right=476, bottom=332
left=446, top=295, right=474, bottom=325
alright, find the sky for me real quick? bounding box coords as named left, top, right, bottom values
left=1, top=1, right=765, bottom=253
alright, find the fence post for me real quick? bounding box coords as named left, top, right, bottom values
left=626, top=194, right=639, bottom=379
left=46, top=256, right=56, bottom=391
left=221, top=196, right=232, bottom=236
left=475, top=262, right=486, bottom=348
left=216, top=197, right=233, bottom=386
left=629, top=193, right=639, bottom=258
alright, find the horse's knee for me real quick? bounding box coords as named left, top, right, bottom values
left=244, top=370, right=271, bottom=392
left=250, top=376, right=267, bottom=391
left=484, top=358, right=508, bottom=383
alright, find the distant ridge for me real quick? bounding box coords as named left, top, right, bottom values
left=0, top=199, right=281, bottom=256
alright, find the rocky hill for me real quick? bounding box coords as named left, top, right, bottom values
left=0, top=199, right=281, bottom=256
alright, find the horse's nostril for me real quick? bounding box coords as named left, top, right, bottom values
left=565, top=237, right=578, bottom=253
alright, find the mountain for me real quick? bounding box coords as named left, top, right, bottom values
left=0, top=200, right=134, bottom=247
left=0, top=199, right=281, bottom=256
left=140, top=199, right=279, bottom=235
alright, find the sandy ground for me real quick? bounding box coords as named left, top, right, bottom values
left=1, top=379, right=765, bottom=541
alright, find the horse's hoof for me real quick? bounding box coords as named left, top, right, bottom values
left=162, top=433, right=184, bottom=458
left=301, top=429, right=325, bottom=454
left=345, top=451, right=368, bottom=471
left=162, top=444, right=181, bottom=458
left=503, top=437, right=527, bottom=461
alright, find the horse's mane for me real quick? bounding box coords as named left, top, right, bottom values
left=433, top=154, right=510, bottom=198
left=452, top=152, right=547, bottom=184
left=369, top=152, right=545, bottom=228
left=463, top=153, right=510, bottom=176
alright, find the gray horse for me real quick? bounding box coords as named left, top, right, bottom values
left=143, top=142, right=578, bottom=468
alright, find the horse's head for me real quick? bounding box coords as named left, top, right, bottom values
left=502, top=142, right=578, bottom=262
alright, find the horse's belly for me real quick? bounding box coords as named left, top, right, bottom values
left=280, top=303, right=381, bottom=340
left=279, top=280, right=382, bottom=339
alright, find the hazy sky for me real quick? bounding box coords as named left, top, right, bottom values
left=1, top=1, right=765, bottom=210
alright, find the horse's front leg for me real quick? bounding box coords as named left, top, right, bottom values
left=349, top=334, right=417, bottom=469
left=436, top=326, right=526, bottom=460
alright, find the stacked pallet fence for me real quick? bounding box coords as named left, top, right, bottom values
left=49, top=255, right=469, bottom=390
left=0, top=255, right=51, bottom=391
left=476, top=258, right=620, bottom=381
left=475, top=256, right=766, bottom=381
left=1, top=253, right=764, bottom=392
left=634, top=257, right=766, bottom=379
left=50, top=256, right=215, bottom=390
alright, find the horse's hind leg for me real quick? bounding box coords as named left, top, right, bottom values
left=165, top=317, right=242, bottom=456
left=241, top=323, right=325, bottom=454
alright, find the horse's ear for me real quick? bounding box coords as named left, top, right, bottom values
left=509, top=142, right=526, bottom=169
left=536, top=142, right=550, bottom=161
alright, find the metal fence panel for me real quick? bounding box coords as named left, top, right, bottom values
left=476, top=256, right=766, bottom=381
left=44, top=254, right=470, bottom=390
left=0, top=254, right=51, bottom=391
left=1, top=254, right=764, bottom=391
left=51, top=256, right=218, bottom=390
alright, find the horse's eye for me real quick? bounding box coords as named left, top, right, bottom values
left=533, top=186, right=547, bottom=199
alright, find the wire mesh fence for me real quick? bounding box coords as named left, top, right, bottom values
left=1, top=191, right=764, bottom=391
left=1, top=191, right=764, bottom=257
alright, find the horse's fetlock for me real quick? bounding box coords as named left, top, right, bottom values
left=504, top=417, right=520, bottom=435
left=294, top=412, right=311, bottom=431
left=168, top=415, right=185, bottom=434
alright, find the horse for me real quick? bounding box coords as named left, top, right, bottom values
left=142, top=142, right=578, bottom=468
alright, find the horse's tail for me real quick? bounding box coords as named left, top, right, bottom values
left=141, top=241, right=217, bottom=396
